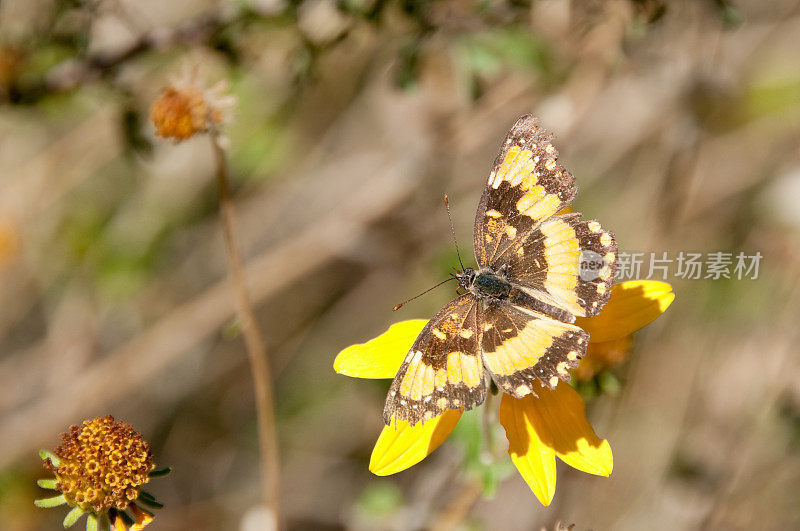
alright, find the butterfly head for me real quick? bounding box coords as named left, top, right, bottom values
left=455, top=267, right=476, bottom=290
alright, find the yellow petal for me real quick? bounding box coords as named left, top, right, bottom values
left=369, top=410, right=461, bottom=476
left=499, top=394, right=557, bottom=506
left=334, top=320, right=428, bottom=379
left=528, top=381, right=613, bottom=476
left=111, top=514, right=127, bottom=531
left=577, top=281, right=674, bottom=343
left=129, top=504, right=155, bottom=530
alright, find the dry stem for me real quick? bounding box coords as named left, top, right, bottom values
left=209, top=129, right=280, bottom=525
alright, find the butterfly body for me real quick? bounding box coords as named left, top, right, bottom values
left=458, top=266, right=576, bottom=323
left=458, top=268, right=511, bottom=299
left=383, top=115, right=618, bottom=426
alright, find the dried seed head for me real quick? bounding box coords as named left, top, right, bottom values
left=149, top=68, right=235, bottom=141
left=149, top=85, right=210, bottom=140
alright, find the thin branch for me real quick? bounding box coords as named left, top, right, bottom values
left=429, top=481, right=482, bottom=531
left=209, top=128, right=280, bottom=525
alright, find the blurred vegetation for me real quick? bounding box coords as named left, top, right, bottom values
left=2, top=0, right=800, bottom=529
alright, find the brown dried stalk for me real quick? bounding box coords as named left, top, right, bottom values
left=209, top=128, right=280, bottom=525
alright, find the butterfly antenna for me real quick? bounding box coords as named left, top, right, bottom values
left=392, top=277, right=456, bottom=311
left=443, top=194, right=465, bottom=270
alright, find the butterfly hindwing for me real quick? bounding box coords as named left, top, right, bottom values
left=481, top=303, right=589, bottom=396
left=493, top=213, right=618, bottom=317
left=383, top=295, right=486, bottom=426
left=473, top=115, right=577, bottom=268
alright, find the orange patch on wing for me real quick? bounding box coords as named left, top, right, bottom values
left=485, top=218, right=503, bottom=243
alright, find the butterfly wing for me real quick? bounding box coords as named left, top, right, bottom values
left=474, top=115, right=617, bottom=318
left=481, top=302, right=589, bottom=395
left=383, top=295, right=486, bottom=426
left=473, top=115, right=577, bottom=268
left=495, top=213, right=618, bottom=318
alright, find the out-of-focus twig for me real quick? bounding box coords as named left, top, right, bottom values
left=429, top=480, right=482, bottom=531
left=209, top=127, right=281, bottom=525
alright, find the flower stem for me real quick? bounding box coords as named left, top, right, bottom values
left=209, top=129, right=280, bottom=525
left=481, top=391, right=495, bottom=461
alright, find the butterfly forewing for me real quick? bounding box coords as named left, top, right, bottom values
left=475, top=115, right=618, bottom=318
left=383, top=295, right=486, bottom=426
left=473, top=115, right=577, bottom=268
left=481, top=303, right=589, bottom=396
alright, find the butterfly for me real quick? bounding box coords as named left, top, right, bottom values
left=383, top=115, right=618, bottom=426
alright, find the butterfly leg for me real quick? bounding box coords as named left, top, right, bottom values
left=496, top=263, right=509, bottom=278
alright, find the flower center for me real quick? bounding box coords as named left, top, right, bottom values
left=46, top=416, right=155, bottom=513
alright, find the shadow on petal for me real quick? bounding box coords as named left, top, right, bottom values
left=369, top=410, right=462, bottom=476
left=498, top=394, right=557, bottom=506
left=529, top=381, right=613, bottom=476
left=130, top=503, right=155, bottom=530
left=574, top=336, right=633, bottom=381
left=577, top=281, right=674, bottom=343
left=334, top=319, right=428, bottom=379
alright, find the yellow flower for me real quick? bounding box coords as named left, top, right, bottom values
left=333, top=280, right=673, bottom=506
left=574, top=280, right=675, bottom=381
left=35, top=416, right=170, bottom=531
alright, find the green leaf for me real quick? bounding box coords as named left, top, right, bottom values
left=63, top=506, right=84, bottom=528
left=481, top=463, right=500, bottom=497
left=459, top=29, right=553, bottom=80
left=34, top=494, right=66, bottom=508
left=37, top=478, right=58, bottom=489
left=120, top=510, right=134, bottom=526
left=356, top=482, right=403, bottom=518
left=148, top=466, right=172, bottom=478
left=137, top=491, right=163, bottom=509
left=598, top=371, right=622, bottom=396
left=138, top=498, right=164, bottom=509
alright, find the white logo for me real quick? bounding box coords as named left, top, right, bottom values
left=578, top=250, right=609, bottom=281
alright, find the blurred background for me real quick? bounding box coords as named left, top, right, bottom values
left=2, top=0, right=800, bottom=529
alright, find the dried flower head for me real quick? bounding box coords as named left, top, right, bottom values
left=149, top=67, right=235, bottom=142
left=36, top=416, right=170, bottom=531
